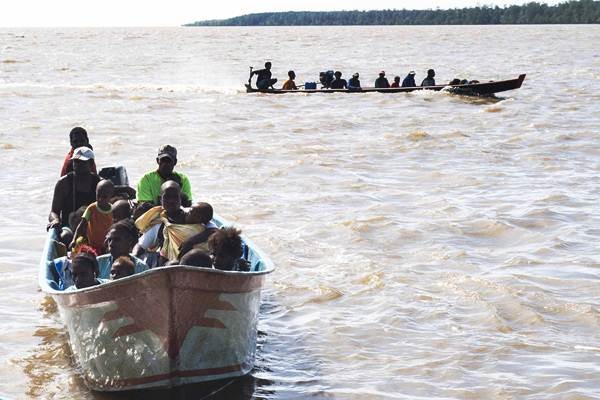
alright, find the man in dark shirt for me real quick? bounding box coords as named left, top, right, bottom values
left=401, top=71, right=417, bottom=87
left=252, top=62, right=277, bottom=90
left=374, top=71, right=390, bottom=88
left=421, top=69, right=436, bottom=86
left=330, top=71, right=347, bottom=89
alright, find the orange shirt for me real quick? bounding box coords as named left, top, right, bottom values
left=82, top=202, right=113, bottom=254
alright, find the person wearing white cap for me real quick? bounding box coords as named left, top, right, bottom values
left=401, top=71, right=417, bottom=87
left=48, top=146, right=100, bottom=231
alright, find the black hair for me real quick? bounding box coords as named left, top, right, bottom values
left=208, top=227, right=243, bottom=259
left=109, top=218, right=139, bottom=241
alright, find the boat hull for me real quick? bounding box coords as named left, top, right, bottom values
left=245, top=74, right=526, bottom=96
left=39, top=229, right=273, bottom=391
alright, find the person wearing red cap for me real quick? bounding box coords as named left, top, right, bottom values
left=136, top=145, right=192, bottom=207
left=374, top=71, right=390, bottom=88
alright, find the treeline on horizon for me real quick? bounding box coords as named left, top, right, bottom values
left=186, top=0, right=600, bottom=25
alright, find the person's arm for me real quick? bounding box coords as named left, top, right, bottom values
left=180, top=174, right=193, bottom=204
left=69, top=218, right=88, bottom=249
left=178, top=227, right=217, bottom=259
left=48, top=179, right=65, bottom=230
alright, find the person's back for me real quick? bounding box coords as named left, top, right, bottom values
left=179, top=249, right=212, bottom=268
left=401, top=71, right=416, bottom=87
left=374, top=71, right=390, bottom=88
left=282, top=70, right=298, bottom=90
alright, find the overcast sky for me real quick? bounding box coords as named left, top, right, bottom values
left=1, top=0, right=563, bottom=27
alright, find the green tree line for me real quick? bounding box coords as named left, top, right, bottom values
left=185, top=0, right=600, bottom=26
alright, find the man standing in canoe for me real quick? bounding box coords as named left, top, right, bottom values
left=137, top=145, right=192, bottom=207
left=251, top=61, right=277, bottom=90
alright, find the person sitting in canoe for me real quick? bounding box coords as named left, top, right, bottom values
left=70, top=179, right=114, bottom=254
left=401, top=71, right=416, bottom=87
left=60, top=127, right=97, bottom=177
left=374, top=71, right=390, bottom=88
left=391, top=76, right=401, bottom=88
left=329, top=71, right=347, bottom=89
left=48, top=147, right=100, bottom=232
left=348, top=73, right=361, bottom=90
left=282, top=70, right=298, bottom=90
left=110, top=255, right=135, bottom=280
left=98, top=219, right=149, bottom=279
left=67, top=246, right=107, bottom=290
left=209, top=227, right=250, bottom=271
left=137, top=144, right=192, bottom=208
left=319, top=70, right=334, bottom=89
left=251, top=61, right=277, bottom=90
left=421, top=69, right=436, bottom=86
left=134, top=181, right=209, bottom=266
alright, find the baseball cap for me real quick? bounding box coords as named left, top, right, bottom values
left=409, top=71, right=416, bottom=75
left=71, top=146, right=94, bottom=161
left=380, top=71, right=385, bottom=75
left=157, top=145, right=177, bottom=161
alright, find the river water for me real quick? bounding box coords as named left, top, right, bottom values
left=0, top=25, right=599, bottom=399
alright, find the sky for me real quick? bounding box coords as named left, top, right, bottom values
left=1, top=0, right=563, bottom=27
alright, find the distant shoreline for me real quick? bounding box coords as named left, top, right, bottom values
left=185, top=0, right=600, bottom=26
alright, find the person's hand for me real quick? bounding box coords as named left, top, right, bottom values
left=46, top=219, right=60, bottom=231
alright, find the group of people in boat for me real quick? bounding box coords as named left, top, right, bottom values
left=48, top=127, right=250, bottom=291
left=250, top=62, right=442, bottom=90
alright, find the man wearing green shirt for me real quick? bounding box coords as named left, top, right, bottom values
left=137, top=145, right=192, bottom=207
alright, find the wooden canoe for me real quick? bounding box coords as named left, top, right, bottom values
left=245, top=74, right=526, bottom=96
left=38, top=218, right=275, bottom=391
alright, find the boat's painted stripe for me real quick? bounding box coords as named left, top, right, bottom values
left=109, top=364, right=244, bottom=387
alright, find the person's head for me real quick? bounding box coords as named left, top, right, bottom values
left=180, top=249, right=213, bottom=268
left=106, top=219, right=139, bottom=258
left=186, top=202, right=213, bottom=224
left=265, top=61, right=272, bottom=70
left=112, top=199, right=131, bottom=223
left=379, top=71, right=385, bottom=77
left=156, top=145, right=177, bottom=179
left=160, top=180, right=181, bottom=215
left=71, top=146, right=94, bottom=176
left=208, top=227, right=244, bottom=271
left=132, top=201, right=153, bottom=220
left=287, top=70, right=295, bottom=80
left=110, top=255, right=135, bottom=280
left=394, top=76, right=400, bottom=83
left=353, top=72, right=359, bottom=79
left=96, top=179, right=114, bottom=209
left=71, top=245, right=99, bottom=289
left=427, top=69, right=435, bottom=78
left=334, top=71, right=342, bottom=78
left=69, top=127, right=89, bottom=149
left=449, top=78, right=461, bottom=85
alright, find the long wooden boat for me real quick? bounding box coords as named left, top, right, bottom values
left=39, top=217, right=274, bottom=391
left=245, top=74, right=526, bottom=96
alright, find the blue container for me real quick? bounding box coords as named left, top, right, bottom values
left=304, top=82, right=317, bottom=90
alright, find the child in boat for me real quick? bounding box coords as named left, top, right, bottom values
left=179, top=249, right=213, bottom=268
left=97, top=219, right=149, bottom=279
left=110, top=255, right=135, bottom=280
left=208, top=227, right=250, bottom=271
left=111, top=199, right=132, bottom=223
left=71, top=179, right=114, bottom=254
left=177, top=202, right=218, bottom=259
left=67, top=245, right=106, bottom=290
